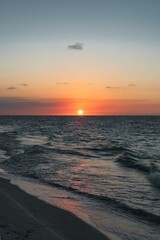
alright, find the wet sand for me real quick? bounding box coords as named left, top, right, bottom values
left=0, top=177, right=109, bottom=240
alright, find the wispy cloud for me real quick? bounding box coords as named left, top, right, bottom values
left=0, top=97, right=68, bottom=108
left=68, top=43, right=84, bottom=50
left=128, top=84, right=136, bottom=87
left=7, top=86, right=16, bottom=90
left=106, top=84, right=136, bottom=89
left=56, top=82, right=68, bottom=85
left=19, top=83, right=28, bottom=87
left=106, top=86, right=121, bottom=89
left=0, top=97, right=73, bottom=115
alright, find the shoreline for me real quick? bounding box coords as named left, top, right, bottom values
left=0, top=177, right=109, bottom=240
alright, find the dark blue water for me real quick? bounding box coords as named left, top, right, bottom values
left=0, top=116, right=160, bottom=239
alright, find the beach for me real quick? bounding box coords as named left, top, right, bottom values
left=0, top=177, right=108, bottom=240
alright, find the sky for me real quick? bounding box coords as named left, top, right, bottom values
left=0, top=0, right=160, bottom=115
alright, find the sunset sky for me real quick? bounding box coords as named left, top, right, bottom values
left=0, top=0, right=160, bottom=115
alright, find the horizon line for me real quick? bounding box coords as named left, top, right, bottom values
left=0, top=114, right=159, bottom=117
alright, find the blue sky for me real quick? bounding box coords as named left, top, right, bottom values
left=1, top=0, right=160, bottom=43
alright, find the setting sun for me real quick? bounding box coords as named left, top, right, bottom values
left=77, top=109, right=84, bottom=115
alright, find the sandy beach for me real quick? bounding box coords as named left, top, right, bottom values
left=0, top=177, right=109, bottom=240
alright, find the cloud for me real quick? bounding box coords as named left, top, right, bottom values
left=0, top=97, right=75, bottom=115
left=106, top=86, right=121, bottom=89
left=128, top=84, right=136, bottom=87
left=56, top=82, right=68, bottom=85
left=68, top=43, right=84, bottom=50
left=19, top=83, right=28, bottom=86
left=7, top=86, right=16, bottom=90
left=0, top=97, right=68, bottom=108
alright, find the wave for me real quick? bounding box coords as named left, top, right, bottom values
left=3, top=146, right=160, bottom=225
left=148, top=172, right=160, bottom=189
left=116, top=151, right=151, bottom=173
left=80, top=145, right=127, bottom=155
left=2, top=142, right=96, bottom=160
left=116, top=151, right=160, bottom=189
left=25, top=144, right=96, bottom=158
left=25, top=172, right=160, bottom=225
left=24, top=145, right=46, bottom=154
left=30, top=145, right=96, bottom=158
left=49, top=148, right=96, bottom=158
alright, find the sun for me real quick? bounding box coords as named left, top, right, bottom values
left=77, top=109, right=84, bottom=115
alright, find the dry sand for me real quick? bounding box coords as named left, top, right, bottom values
left=0, top=177, right=109, bottom=240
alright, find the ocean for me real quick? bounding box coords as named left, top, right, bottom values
left=0, top=116, right=160, bottom=240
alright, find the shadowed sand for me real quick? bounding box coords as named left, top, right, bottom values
left=0, top=177, right=109, bottom=240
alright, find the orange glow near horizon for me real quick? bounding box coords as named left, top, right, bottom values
left=0, top=98, right=160, bottom=115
